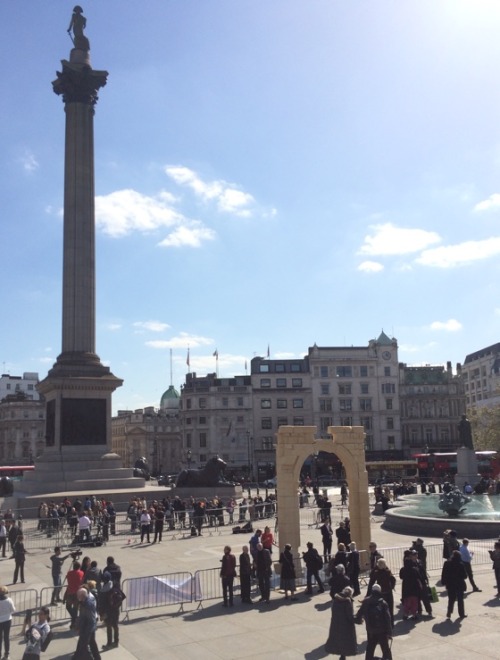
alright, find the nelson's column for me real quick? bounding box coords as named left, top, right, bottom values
left=23, top=8, right=142, bottom=495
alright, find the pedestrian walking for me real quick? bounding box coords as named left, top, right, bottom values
left=0, top=585, right=15, bottom=660
left=0, top=521, right=7, bottom=559
left=459, top=538, right=481, bottom=592
left=325, top=586, right=357, bottom=659
left=355, top=583, right=393, bottom=660
left=488, top=540, right=500, bottom=596
left=98, top=571, right=125, bottom=650
left=302, top=541, right=325, bottom=595
left=73, top=587, right=101, bottom=660
left=140, top=509, right=151, bottom=543
left=13, top=533, right=26, bottom=584
left=21, top=606, right=51, bottom=660
left=367, top=558, right=396, bottom=626
left=441, top=549, right=467, bottom=619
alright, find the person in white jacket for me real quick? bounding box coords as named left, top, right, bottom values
left=0, top=585, right=15, bottom=660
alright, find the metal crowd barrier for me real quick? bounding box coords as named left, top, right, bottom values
left=121, top=571, right=194, bottom=615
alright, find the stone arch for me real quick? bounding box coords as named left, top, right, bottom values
left=276, top=425, right=370, bottom=565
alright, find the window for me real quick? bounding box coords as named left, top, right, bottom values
left=277, top=417, right=288, bottom=427
left=387, top=417, right=394, bottom=430
left=290, top=363, right=301, bottom=372
left=320, top=417, right=332, bottom=431
left=276, top=378, right=287, bottom=388
left=386, top=398, right=393, bottom=410
left=237, top=397, right=244, bottom=406
left=237, top=415, right=244, bottom=423
left=199, top=398, right=206, bottom=409
left=259, top=364, right=269, bottom=373
left=360, top=383, right=369, bottom=394
left=222, top=398, right=228, bottom=407
left=365, top=435, right=373, bottom=451
left=27, top=384, right=34, bottom=391
left=292, top=378, right=302, bottom=387
left=293, top=417, right=304, bottom=425
left=261, top=399, right=271, bottom=409
left=336, top=366, right=352, bottom=378
left=186, top=433, right=192, bottom=448
left=199, top=416, right=207, bottom=424
left=381, top=383, right=395, bottom=394
left=361, top=416, right=372, bottom=430
left=320, top=383, right=330, bottom=395
left=186, top=417, right=192, bottom=425
left=339, top=399, right=352, bottom=411
left=387, top=436, right=395, bottom=449
left=275, top=364, right=285, bottom=373
left=260, top=378, right=271, bottom=388
left=277, top=399, right=287, bottom=409
left=200, top=454, right=207, bottom=463
left=293, top=399, right=303, bottom=408
left=425, top=428, right=433, bottom=442
left=199, top=433, right=207, bottom=448
left=319, top=399, right=332, bottom=412
left=320, top=366, right=329, bottom=378
left=440, top=428, right=450, bottom=442
left=411, top=429, right=418, bottom=443
left=186, top=399, right=192, bottom=409
left=360, top=366, right=368, bottom=377
left=340, top=416, right=353, bottom=426
left=359, top=398, right=372, bottom=411
left=338, top=384, right=352, bottom=395
left=384, top=367, right=391, bottom=377
left=261, top=418, right=272, bottom=429
left=262, top=437, right=274, bottom=450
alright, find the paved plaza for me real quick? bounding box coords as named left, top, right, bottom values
left=1, top=487, right=499, bottom=659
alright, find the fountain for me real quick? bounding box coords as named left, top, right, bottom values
left=383, top=490, right=500, bottom=538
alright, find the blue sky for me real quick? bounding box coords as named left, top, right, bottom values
left=2, top=1, right=500, bottom=413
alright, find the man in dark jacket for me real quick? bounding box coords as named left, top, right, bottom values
left=355, top=583, right=392, bottom=660
left=442, top=549, right=467, bottom=619
left=255, top=543, right=272, bottom=603
left=302, top=541, right=325, bottom=595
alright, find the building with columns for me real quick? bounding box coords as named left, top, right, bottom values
left=460, top=342, right=500, bottom=409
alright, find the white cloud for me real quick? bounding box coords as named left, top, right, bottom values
left=19, top=150, right=39, bottom=173
left=416, top=237, right=500, bottom=268
left=359, top=223, right=441, bottom=256
left=429, top=319, right=462, bottom=332
left=473, top=193, right=500, bottom=212
left=158, top=223, right=216, bottom=248
left=95, top=189, right=185, bottom=237
left=358, top=260, right=384, bottom=273
left=39, top=356, right=54, bottom=364
left=146, top=332, right=214, bottom=350
left=95, top=189, right=214, bottom=248
left=106, top=323, right=122, bottom=331
left=133, top=321, right=170, bottom=333
left=165, top=165, right=258, bottom=217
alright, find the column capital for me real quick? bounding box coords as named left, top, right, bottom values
left=52, top=60, right=108, bottom=106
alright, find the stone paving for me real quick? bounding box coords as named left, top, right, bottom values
left=1, top=488, right=499, bottom=659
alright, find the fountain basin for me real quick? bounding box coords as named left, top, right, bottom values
left=383, top=493, right=500, bottom=539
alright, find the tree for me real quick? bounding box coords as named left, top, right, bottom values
left=469, top=401, right=500, bottom=452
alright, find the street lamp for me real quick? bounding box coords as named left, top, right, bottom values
left=186, top=448, right=192, bottom=469
left=246, top=431, right=253, bottom=481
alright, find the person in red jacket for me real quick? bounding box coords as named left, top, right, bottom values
left=220, top=546, right=237, bottom=607
left=65, top=561, right=84, bottom=628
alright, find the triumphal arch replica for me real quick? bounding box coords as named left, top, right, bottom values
left=276, top=425, right=371, bottom=563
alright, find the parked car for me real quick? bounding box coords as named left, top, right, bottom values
left=263, top=477, right=277, bottom=487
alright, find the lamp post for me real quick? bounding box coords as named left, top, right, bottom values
left=186, top=448, right=192, bottom=469
left=245, top=431, right=254, bottom=481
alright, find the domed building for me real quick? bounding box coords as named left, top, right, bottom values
left=160, top=384, right=180, bottom=412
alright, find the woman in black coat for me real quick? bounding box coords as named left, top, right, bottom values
left=442, top=550, right=467, bottom=619
left=279, top=544, right=297, bottom=600
left=325, top=586, right=357, bottom=659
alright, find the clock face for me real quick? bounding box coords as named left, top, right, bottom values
left=382, top=351, right=392, bottom=360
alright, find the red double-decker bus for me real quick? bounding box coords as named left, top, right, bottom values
left=413, top=451, right=498, bottom=479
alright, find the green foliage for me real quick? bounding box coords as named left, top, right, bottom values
left=469, top=402, right=500, bottom=452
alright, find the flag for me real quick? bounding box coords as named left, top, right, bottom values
left=213, top=349, right=218, bottom=359
left=244, top=360, right=248, bottom=371
left=186, top=347, right=190, bottom=368
left=266, top=344, right=270, bottom=358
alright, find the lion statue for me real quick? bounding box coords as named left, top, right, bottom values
left=175, top=456, right=239, bottom=488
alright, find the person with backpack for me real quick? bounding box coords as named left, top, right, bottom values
left=355, top=583, right=392, bottom=660
left=302, top=541, right=325, bottom=595
left=98, top=571, right=125, bottom=650
left=21, top=606, right=51, bottom=660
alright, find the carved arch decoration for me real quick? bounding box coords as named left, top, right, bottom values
left=276, top=426, right=371, bottom=564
